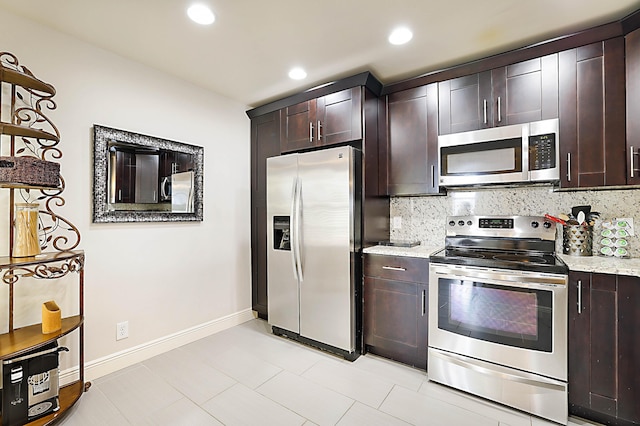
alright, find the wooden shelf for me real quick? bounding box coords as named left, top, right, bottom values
left=0, top=182, right=62, bottom=191
left=0, top=63, right=56, bottom=96
left=0, top=380, right=85, bottom=426
left=0, top=315, right=83, bottom=360
left=0, top=250, right=84, bottom=271
left=0, top=123, right=59, bottom=142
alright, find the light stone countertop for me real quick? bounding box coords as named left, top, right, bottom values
left=559, top=254, right=640, bottom=278
left=363, top=244, right=441, bottom=259
left=364, top=245, right=640, bottom=277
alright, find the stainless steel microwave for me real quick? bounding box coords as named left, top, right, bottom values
left=438, top=118, right=559, bottom=187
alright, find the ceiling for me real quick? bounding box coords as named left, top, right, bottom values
left=1, top=0, right=639, bottom=108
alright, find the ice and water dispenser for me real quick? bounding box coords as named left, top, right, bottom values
left=273, top=216, right=291, bottom=251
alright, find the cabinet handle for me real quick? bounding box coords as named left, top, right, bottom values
left=483, top=99, right=488, bottom=124
left=577, top=280, right=582, bottom=314
left=421, top=289, right=426, bottom=316
left=566, top=153, right=572, bottom=182
left=317, top=120, right=322, bottom=141
left=631, top=146, right=636, bottom=178
left=497, top=96, right=502, bottom=123
left=118, top=189, right=122, bottom=201
left=382, top=266, right=406, bottom=271
left=309, top=122, right=314, bottom=143
left=431, top=165, right=435, bottom=189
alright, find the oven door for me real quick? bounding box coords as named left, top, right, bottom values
left=428, top=263, right=567, bottom=381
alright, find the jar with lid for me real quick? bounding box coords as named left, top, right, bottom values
left=12, top=202, right=41, bottom=257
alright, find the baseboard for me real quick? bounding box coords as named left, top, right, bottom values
left=60, top=308, right=254, bottom=385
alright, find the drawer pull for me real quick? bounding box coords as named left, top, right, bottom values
left=382, top=266, right=406, bottom=271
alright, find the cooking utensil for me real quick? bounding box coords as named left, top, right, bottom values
left=577, top=211, right=586, bottom=225
left=545, top=214, right=566, bottom=225
left=571, top=205, right=591, bottom=217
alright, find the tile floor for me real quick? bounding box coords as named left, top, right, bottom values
left=59, top=319, right=601, bottom=426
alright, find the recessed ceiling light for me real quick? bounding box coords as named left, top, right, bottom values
left=187, top=4, right=215, bottom=25
left=388, top=27, right=413, bottom=45
left=288, top=67, right=307, bottom=80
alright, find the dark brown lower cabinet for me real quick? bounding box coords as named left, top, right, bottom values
left=363, top=254, right=428, bottom=369
left=568, top=271, right=640, bottom=426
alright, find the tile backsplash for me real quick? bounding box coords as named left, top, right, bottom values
left=390, top=185, right=640, bottom=258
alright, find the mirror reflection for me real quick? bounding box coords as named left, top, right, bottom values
left=93, top=125, right=204, bottom=222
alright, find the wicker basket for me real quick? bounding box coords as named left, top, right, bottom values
left=0, top=155, right=60, bottom=187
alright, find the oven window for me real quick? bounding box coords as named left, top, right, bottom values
left=438, top=278, right=552, bottom=352
left=441, top=138, right=522, bottom=176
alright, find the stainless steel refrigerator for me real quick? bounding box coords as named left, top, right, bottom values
left=266, top=146, right=361, bottom=360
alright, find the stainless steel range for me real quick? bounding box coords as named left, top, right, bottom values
left=428, top=215, right=569, bottom=425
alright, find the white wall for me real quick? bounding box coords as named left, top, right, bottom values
left=0, top=10, right=252, bottom=379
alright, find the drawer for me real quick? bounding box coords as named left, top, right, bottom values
left=364, top=253, right=429, bottom=283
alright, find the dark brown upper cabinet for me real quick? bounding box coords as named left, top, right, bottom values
left=382, top=84, right=442, bottom=195
left=438, top=54, right=559, bottom=135
left=280, top=87, right=362, bottom=153
left=559, top=38, right=626, bottom=188
left=626, top=28, right=640, bottom=185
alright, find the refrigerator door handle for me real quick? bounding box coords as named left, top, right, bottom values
left=294, top=178, right=304, bottom=282
left=289, top=178, right=299, bottom=282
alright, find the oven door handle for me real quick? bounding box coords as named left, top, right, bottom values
left=429, top=349, right=566, bottom=391
left=433, top=269, right=566, bottom=288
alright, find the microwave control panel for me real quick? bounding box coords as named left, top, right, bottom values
left=529, top=133, right=556, bottom=170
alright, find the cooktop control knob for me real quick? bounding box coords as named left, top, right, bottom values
left=449, top=220, right=455, bottom=227
left=467, top=220, right=473, bottom=226
left=543, top=221, right=552, bottom=229
left=458, top=220, right=465, bottom=226
left=531, top=221, right=539, bottom=228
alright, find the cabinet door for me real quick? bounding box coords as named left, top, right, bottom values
left=115, top=150, right=135, bottom=203
left=438, top=72, right=492, bottom=135
left=625, top=28, right=640, bottom=185
left=363, top=254, right=429, bottom=369
left=559, top=38, right=626, bottom=188
left=159, top=151, right=173, bottom=177
left=617, top=275, right=640, bottom=424
left=568, top=272, right=618, bottom=421
left=174, top=152, right=193, bottom=173
left=317, top=87, right=362, bottom=146
left=568, top=271, right=591, bottom=412
left=280, top=99, right=317, bottom=153
left=251, top=111, right=281, bottom=318
left=493, top=55, right=558, bottom=126
left=364, top=276, right=424, bottom=368
left=385, top=84, right=441, bottom=195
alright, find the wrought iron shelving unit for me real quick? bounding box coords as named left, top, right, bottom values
left=0, top=52, right=88, bottom=425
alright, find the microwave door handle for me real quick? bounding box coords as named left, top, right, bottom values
left=431, top=164, right=435, bottom=189
left=522, top=123, right=529, bottom=179
left=161, top=178, right=170, bottom=199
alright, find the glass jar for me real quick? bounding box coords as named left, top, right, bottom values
left=12, top=202, right=41, bottom=257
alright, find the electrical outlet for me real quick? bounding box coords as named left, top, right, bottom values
left=116, top=321, right=129, bottom=340
left=392, top=216, right=402, bottom=230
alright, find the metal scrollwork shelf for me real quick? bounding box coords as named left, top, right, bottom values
left=0, top=52, right=88, bottom=425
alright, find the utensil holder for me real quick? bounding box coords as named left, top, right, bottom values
left=42, top=300, right=61, bottom=334
left=563, top=224, right=593, bottom=256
